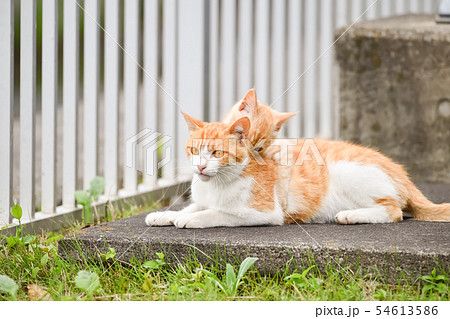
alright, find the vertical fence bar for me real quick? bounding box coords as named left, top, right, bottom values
left=410, top=0, right=420, bottom=13
left=380, top=0, right=392, bottom=17
left=365, top=0, right=379, bottom=19
left=319, top=0, right=333, bottom=138
left=418, top=0, right=425, bottom=12
left=423, top=0, right=431, bottom=13
left=255, top=0, right=271, bottom=103
left=83, top=0, right=100, bottom=190
left=303, top=0, right=317, bottom=137
left=424, top=0, right=438, bottom=13
left=162, top=0, right=178, bottom=180
left=395, top=0, right=407, bottom=14
left=351, top=0, right=364, bottom=21
left=41, top=0, right=58, bottom=213
left=428, top=0, right=435, bottom=12
left=177, top=0, right=206, bottom=178
left=425, top=0, right=433, bottom=13
left=20, top=0, right=37, bottom=219
left=433, top=0, right=440, bottom=12
left=208, top=0, right=220, bottom=122
left=333, top=0, right=345, bottom=139
left=0, top=0, right=14, bottom=224
left=104, top=0, right=119, bottom=197
left=336, top=0, right=349, bottom=27
left=124, top=0, right=139, bottom=193
left=220, top=0, right=237, bottom=117
left=237, top=0, right=254, bottom=98
left=404, top=0, right=411, bottom=13
left=271, top=0, right=287, bottom=113
left=142, top=0, right=159, bottom=188
left=375, top=0, right=383, bottom=17
left=63, top=0, right=79, bottom=208
left=286, top=0, right=302, bottom=137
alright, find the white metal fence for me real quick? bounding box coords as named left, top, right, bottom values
left=0, top=0, right=439, bottom=226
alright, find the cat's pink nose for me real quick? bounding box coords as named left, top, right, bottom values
left=197, top=165, right=206, bottom=173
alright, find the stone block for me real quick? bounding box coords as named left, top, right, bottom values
left=335, top=15, right=450, bottom=183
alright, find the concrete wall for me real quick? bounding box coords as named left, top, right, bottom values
left=335, top=15, right=450, bottom=183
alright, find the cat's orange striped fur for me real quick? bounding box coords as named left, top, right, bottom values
left=225, top=89, right=450, bottom=224
left=145, top=89, right=450, bottom=228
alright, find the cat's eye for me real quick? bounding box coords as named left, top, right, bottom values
left=191, top=147, right=199, bottom=155
left=212, top=150, right=224, bottom=158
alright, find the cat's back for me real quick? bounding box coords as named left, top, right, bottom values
left=313, top=138, right=389, bottom=164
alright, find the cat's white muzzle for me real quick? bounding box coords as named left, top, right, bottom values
left=191, top=150, right=221, bottom=182
left=193, top=166, right=216, bottom=182
left=197, top=172, right=212, bottom=182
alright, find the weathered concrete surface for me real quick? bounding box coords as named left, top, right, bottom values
left=336, top=15, right=450, bottom=183
left=59, top=184, right=450, bottom=282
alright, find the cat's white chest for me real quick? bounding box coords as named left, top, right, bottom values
left=191, top=175, right=253, bottom=212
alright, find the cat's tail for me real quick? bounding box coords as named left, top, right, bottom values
left=405, top=182, right=450, bottom=222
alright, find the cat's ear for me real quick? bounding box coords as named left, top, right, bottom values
left=227, top=116, right=251, bottom=140
left=237, top=89, right=257, bottom=120
left=273, top=111, right=297, bottom=132
left=180, top=111, right=205, bottom=133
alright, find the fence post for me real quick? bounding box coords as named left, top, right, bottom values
left=83, top=0, right=100, bottom=190
left=319, top=0, right=333, bottom=138
left=287, top=0, right=302, bottom=138
left=161, top=0, right=178, bottom=180
left=124, top=0, right=140, bottom=193
left=237, top=0, right=254, bottom=99
left=177, top=0, right=207, bottom=177
left=41, top=0, right=58, bottom=214
left=255, top=0, right=271, bottom=103
left=20, top=0, right=37, bottom=219
left=62, top=0, right=79, bottom=209
left=220, top=0, right=237, bottom=117
left=142, top=0, right=160, bottom=189
left=208, top=0, right=220, bottom=122
left=303, top=0, right=318, bottom=137
left=0, top=0, right=14, bottom=225
left=104, top=0, right=120, bottom=197
left=271, top=0, right=287, bottom=116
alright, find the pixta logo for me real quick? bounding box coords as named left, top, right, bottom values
left=126, top=129, right=172, bottom=176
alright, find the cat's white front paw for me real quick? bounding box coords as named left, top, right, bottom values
left=335, top=210, right=355, bottom=225
left=145, top=210, right=180, bottom=226
left=174, top=214, right=208, bottom=229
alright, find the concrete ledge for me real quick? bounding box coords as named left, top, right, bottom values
left=59, top=184, right=450, bottom=282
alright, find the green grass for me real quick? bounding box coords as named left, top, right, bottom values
left=0, top=203, right=449, bottom=301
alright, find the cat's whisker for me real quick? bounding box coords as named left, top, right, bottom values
left=220, top=170, right=233, bottom=184
left=215, top=174, right=226, bottom=187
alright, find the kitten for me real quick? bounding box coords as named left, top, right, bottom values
left=145, top=92, right=450, bottom=228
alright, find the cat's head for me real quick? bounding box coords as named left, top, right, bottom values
left=222, top=89, right=296, bottom=153
left=181, top=111, right=251, bottom=182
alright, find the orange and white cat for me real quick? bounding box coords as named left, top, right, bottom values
left=145, top=115, right=285, bottom=227
left=145, top=90, right=450, bottom=228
